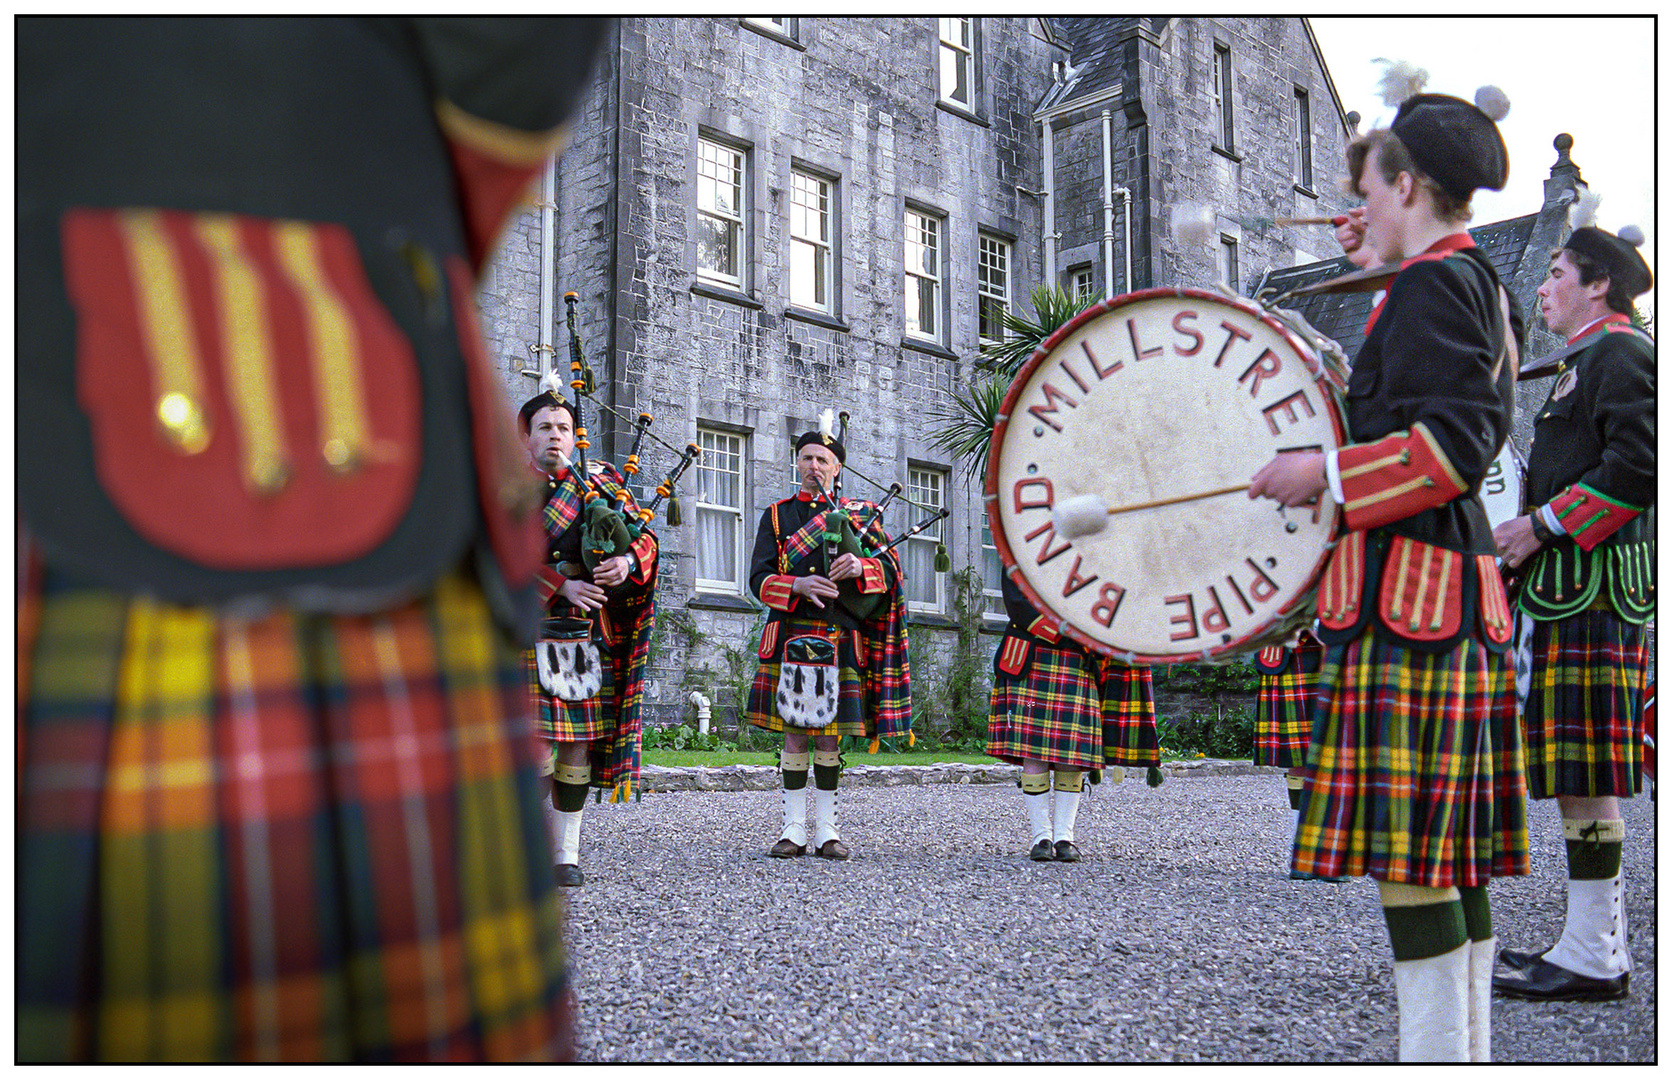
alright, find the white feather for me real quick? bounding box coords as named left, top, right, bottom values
left=1568, top=188, right=1602, bottom=230
left=1373, top=58, right=1429, bottom=108
left=1170, top=202, right=1216, bottom=251
left=540, top=368, right=566, bottom=399
left=1473, top=85, right=1510, bottom=122
left=1051, top=494, right=1109, bottom=541
left=818, top=408, right=834, bottom=439
left=1618, top=224, right=1645, bottom=247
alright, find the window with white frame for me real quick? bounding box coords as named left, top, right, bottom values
left=981, top=510, right=1003, bottom=599
left=904, top=466, right=947, bottom=612
left=1212, top=44, right=1234, bottom=152
left=938, top=18, right=974, bottom=109
left=903, top=208, right=943, bottom=342
left=697, top=137, right=746, bottom=288
left=743, top=17, right=796, bottom=38
left=1070, top=265, right=1096, bottom=306
left=694, top=427, right=749, bottom=593
left=978, top=233, right=1011, bottom=344
left=790, top=169, right=833, bottom=313
left=1218, top=234, right=1239, bottom=293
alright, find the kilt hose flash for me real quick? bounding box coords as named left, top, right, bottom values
left=1292, top=625, right=1530, bottom=888
left=17, top=568, right=571, bottom=1062
left=1519, top=609, right=1650, bottom=800
left=987, top=640, right=1159, bottom=770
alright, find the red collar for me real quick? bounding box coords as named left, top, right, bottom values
left=1568, top=312, right=1631, bottom=345
left=1365, top=234, right=1478, bottom=335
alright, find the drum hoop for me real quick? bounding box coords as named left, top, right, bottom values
left=982, top=287, right=1348, bottom=664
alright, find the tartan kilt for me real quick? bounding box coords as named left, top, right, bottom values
left=745, top=617, right=869, bottom=737
left=1253, top=647, right=1322, bottom=769
left=17, top=567, right=570, bottom=1062
left=1520, top=609, right=1649, bottom=800
left=987, top=642, right=1158, bottom=770
left=1291, top=625, right=1529, bottom=887
left=525, top=642, right=617, bottom=744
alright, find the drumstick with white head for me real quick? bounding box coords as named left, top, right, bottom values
left=1052, top=484, right=1251, bottom=540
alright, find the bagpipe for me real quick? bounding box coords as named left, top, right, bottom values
left=551, top=291, right=701, bottom=572
left=806, top=408, right=950, bottom=621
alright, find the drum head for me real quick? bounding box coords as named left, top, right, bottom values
left=985, top=289, right=1346, bottom=664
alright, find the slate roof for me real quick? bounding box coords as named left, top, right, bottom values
left=1036, top=17, right=1152, bottom=114
left=1250, top=213, right=1540, bottom=360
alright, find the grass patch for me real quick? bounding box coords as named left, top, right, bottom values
left=643, top=748, right=1000, bottom=769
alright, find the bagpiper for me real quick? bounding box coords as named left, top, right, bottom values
left=1490, top=221, right=1654, bottom=1003
left=1248, top=73, right=1527, bottom=1061
left=745, top=419, right=912, bottom=860
left=522, top=384, right=660, bottom=888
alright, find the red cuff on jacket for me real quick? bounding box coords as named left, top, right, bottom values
left=857, top=557, right=887, bottom=594
left=629, top=531, right=658, bottom=584
left=1336, top=423, right=1468, bottom=532
left=1026, top=614, right=1060, bottom=643
left=535, top=565, right=567, bottom=608
left=760, top=574, right=798, bottom=612
left=1549, top=483, right=1644, bottom=550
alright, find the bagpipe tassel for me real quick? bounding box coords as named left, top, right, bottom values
left=869, top=736, right=881, bottom=754
left=933, top=542, right=951, bottom=573
left=665, top=493, right=684, bottom=527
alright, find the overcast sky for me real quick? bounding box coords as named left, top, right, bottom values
left=1308, top=16, right=1656, bottom=318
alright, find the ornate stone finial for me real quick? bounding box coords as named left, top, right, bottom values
left=1554, top=133, right=1574, bottom=166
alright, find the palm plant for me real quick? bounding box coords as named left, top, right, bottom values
left=927, top=285, right=1097, bottom=482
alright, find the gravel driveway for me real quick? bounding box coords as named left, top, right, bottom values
left=562, top=767, right=1655, bottom=1062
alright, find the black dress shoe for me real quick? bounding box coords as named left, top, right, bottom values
left=1497, top=946, right=1547, bottom=971
left=769, top=838, right=807, bottom=858
left=1029, top=839, right=1055, bottom=862
left=1493, top=959, right=1628, bottom=1002
left=555, top=863, right=584, bottom=888
left=815, top=838, right=850, bottom=860
left=1054, top=840, right=1081, bottom=863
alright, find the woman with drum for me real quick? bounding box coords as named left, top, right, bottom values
left=1248, top=83, right=1526, bottom=1062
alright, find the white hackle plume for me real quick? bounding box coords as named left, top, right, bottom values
left=1373, top=58, right=1428, bottom=108
left=540, top=367, right=567, bottom=399
left=1568, top=188, right=1602, bottom=230
left=1473, top=85, right=1510, bottom=122
left=1618, top=224, right=1645, bottom=247
left=1051, top=494, right=1109, bottom=541
left=818, top=407, right=835, bottom=440
left=1170, top=202, right=1216, bottom=250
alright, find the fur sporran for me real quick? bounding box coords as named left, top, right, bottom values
left=536, top=618, right=605, bottom=703
left=777, top=635, right=839, bottom=729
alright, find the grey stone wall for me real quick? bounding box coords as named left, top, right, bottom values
left=477, top=17, right=1362, bottom=729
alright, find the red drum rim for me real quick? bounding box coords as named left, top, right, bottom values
left=982, top=287, right=1347, bottom=664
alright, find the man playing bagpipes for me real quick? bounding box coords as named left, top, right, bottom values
left=522, top=387, right=659, bottom=888
left=745, top=419, right=912, bottom=860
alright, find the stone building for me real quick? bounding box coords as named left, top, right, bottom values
left=479, top=17, right=1358, bottom=727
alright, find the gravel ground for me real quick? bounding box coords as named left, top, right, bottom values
left=562, top=768, right=1655, bottom=1062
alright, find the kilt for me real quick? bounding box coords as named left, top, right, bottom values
left=1292, top=625, right=1529, bottom=887
left=526, top=641, right=617, bottom=744
left=1253, top=645, right=1323, bottom=769
left=987, top=641, right=1159, bottom=770
left=1520, top=609, right=1649, bottom=800
left=17, top=567, right=569, bottom=1062
left=746, top=617, right=869, bottom=737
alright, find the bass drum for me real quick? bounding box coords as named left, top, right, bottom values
left=984, top=288, right=1347, bottom=664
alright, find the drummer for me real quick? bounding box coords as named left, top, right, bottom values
left=1248, top=85, right=1526, bottom=1062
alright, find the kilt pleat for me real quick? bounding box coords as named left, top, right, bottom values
left=987, top=642, right=1158, bottom=769
left=18, top=570, right=569, bottom=1062
left=1520, top=610, right=1648, bottom=799
left=746, top=618, right=868, bottom=736
left=1253, top=653, right=1320, bottom=769
left=1291, top=626, right=1529, bottom=887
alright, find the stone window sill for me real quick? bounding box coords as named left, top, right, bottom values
left=901, top=337, right=958, bottom=362
left=785, top=307, right=850, bottom=333
left=1212, top=144, right=1243, bottom=164
left=688, top=592, right=763, bottom=614
left=936, top=99, right=990, bottom=127
left=691, top=281, right=763, bottom=310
